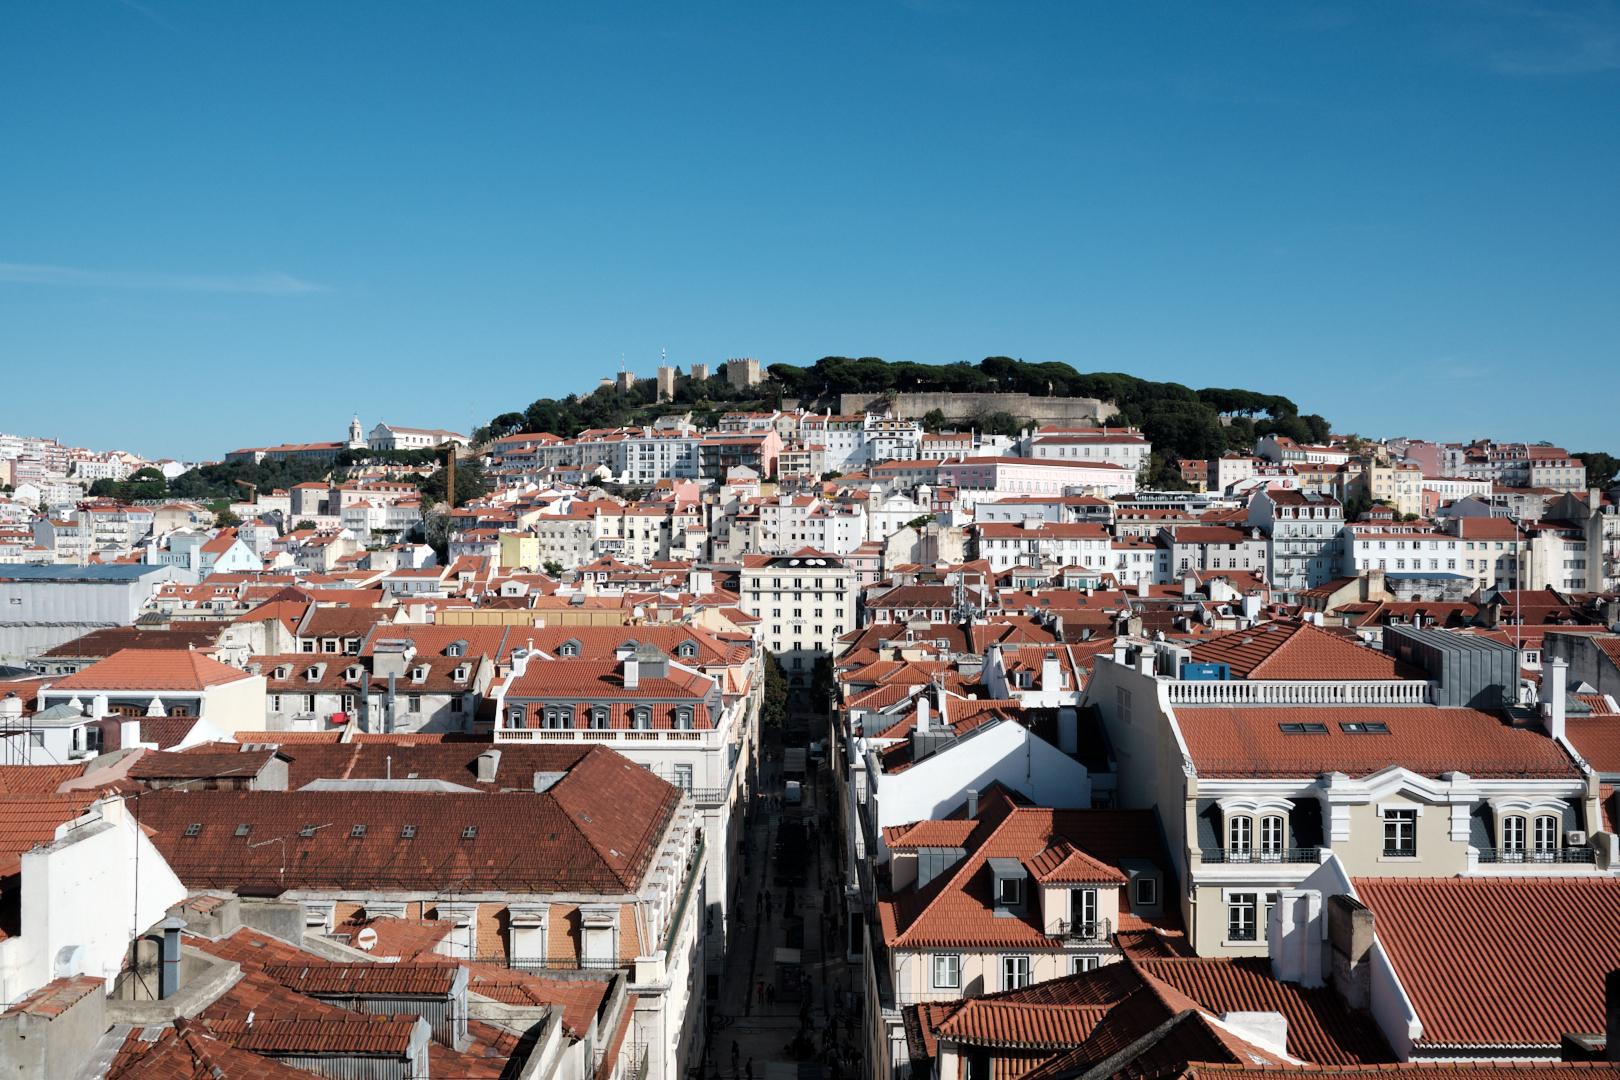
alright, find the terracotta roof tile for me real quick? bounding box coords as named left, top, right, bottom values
left=48, top=648, right=254, bottom=692
left=1188, top=622, right=1427, bottom=680
left=1354, top=877, right=1620, bottom=1050
left=134, top=746, right=678, bottom=893
left=2, top=974, right=103, bottom=1018
left=1175, top=706, right=1580, bottom=779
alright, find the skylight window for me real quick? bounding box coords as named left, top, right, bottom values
left=350, top=825, right=367, bottom=838
left=1278, top=722, right=1329, bottom=734
left=234, top=823, right=251, bottom=837
left=401, top=825, right=417, bottom=838
left=299, top=825, right=316, bottom=838
left=184, top=823, right=202, bottom=837
left=461, top=826, right=479, bottom=839
left=1340, top=722, right=1390, bottom=734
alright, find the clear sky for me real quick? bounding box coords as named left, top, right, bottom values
left=2, top=2, right=1617, bottom=462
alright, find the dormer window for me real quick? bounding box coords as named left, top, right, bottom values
left=675, top=708, right=694, bottom=730
left=306, top=667, right=320, bottom=682
left=454, top=665, right=470, bottom=682
left=447, top=643, right=464, bottom=657
left=676, top=641, right=697, bottom=658
left=560, top=641, right=581, bottom=658
left=998, top=877, right=1020, bottom=905
left=590, top=707, right=610, bottom=729
left=275, top=666, right=289, bottom=680
left=507, top=706, right=527, bottom=729
left=632, top=708, right=651, bottom=730
left=543, top=706, right=575, bottom=730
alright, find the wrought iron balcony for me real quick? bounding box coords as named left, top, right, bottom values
left=1054, top=918, right=1111, bottom=941
left=1475, top=846, right=1595, bottom=864
left=1199, top=847, right=1321, bottom=865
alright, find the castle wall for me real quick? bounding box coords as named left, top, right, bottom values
left=838, top=391, right=1110, bottom=424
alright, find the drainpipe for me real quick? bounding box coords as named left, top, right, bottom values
left=387, top=673, right=397, bottom=734
left=158, top=917, right=186, bottom=999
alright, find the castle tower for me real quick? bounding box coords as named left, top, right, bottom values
left=657, top=366, right=677, bottom=403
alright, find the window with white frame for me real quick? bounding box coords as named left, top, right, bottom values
left=1070, top=955, right=1100, bottom=974
left=1228, top=893, right=1258, bottom=941
left=1228, top=815, right=1252, bottom=861
left=1383, top=809, right=1417, bottom=856
left=1001, top=955, right=1031, bottom=990
left=933, top=953, right=960, bottom=989
left=1260, top=815, right=1285, bottom=861
left=1069, top=888, right=1098, bottom=937
left=1533, top=815, right=1559, bottom=860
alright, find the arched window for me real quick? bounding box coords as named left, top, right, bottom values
left=1501, top=815, right=1526, bottom=861
left=675, top=708, right=694, bottom=730
left=677, top=641, right=697, bottom=658
left=1533, top=815, right=1559, bottom=861
left=1228, top=816, right=1252, bottom=862
left=507, top=706, right=527, bottom=730
left=1259, top=816, right=1286, bottom=861
left=544, top=706, right=575, bottom=730
left=632, top=708, right=651, bottom=730
left=589, top=708, right=610, bottom=730
left=559, top=641, right=580, bottom=657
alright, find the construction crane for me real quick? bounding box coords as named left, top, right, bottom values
left=234, top=479, right=257, bottom=504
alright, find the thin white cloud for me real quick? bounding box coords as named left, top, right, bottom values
left=0, top=262, right=330, bottom=296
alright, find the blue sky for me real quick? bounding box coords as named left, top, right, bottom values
left=2, top=1, right=1617, bottom=462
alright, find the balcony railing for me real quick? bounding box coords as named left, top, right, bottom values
left=1475, top=846, right=1595, bottom=864
left=1053, top=918, right=1111, bottom=941
left=1381, top=847, right=1417, bottom=858
left=495, top=727, right=721, bottom=746
left=1199, top=847, right=1321, bottom=864
left=1166, top=680, right=1434, bottom=706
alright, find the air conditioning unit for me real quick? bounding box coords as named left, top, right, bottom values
left=1566, top=830, right=1587, bottom=847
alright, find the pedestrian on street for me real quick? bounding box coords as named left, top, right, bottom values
left=731, top=1041, right=739, bottom=1071
left=757, top=981, right=765, bottom=1005
left=767, top=983, right=776, bottom=1005
left=746, top=1059, right=754, bottom=1080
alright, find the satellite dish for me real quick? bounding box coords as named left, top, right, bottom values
left=356, top=928, right=378, bottom=951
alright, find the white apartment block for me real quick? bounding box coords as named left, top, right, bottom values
left=742, top=550, right=855, bottom=675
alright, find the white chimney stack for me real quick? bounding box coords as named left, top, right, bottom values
left=1545, top=657, right=1567, bottom=741
left=916, top=695, right=930, bottom=734
left=1137, top=576, right=1150, bottom=597
left=935, top=681, right=948, bottom=728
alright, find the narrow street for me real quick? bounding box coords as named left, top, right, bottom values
left=700, top=713, right=861, bottom=1080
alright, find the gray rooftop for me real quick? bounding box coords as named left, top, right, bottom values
left=0, top=565, right=170, bottom=582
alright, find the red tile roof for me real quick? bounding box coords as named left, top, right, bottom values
left=880, top=793, right=1174, bottom=949
left=0, top=764, right=84, bottom=796
left=48, top=648, right=254, bottom=692
left=1134, top=957, right=1391, bottom=1065
left=2, top=974, right=103, bottom=1018
left=0, top=795, right=95, bottom=878
left=134, top=746, right=679, bottom=893
left=1175, top=706, right=1580, bottom=779
left=1565, top=716, right=1620, bottom=773
left=128, top=749, right=280, bottom=781
left=1188, top=622, right=1426, bottom=680
left=1355, top=877, right=1620, bottom=1049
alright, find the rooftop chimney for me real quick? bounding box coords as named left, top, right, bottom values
left=623, top=654, right=639, bottom=690
left=158, top=916, right=186, bottom=1000
left=1182, top=574, right=1195, bottom=599
left=966, top=789, right=978, bottom=820
left=936, top=680, right=949, bottom=728
left=916, top=695, right=930, bottom=734
left=1113, top=640, right=1129, bottom=666
left=1545, top=657, right=1568, bottom=742
left=1137, top=577, right=1150, bottom=598
left=1041, top=652, right=1061, bottom=692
